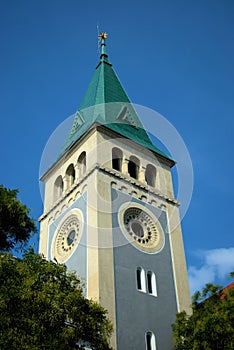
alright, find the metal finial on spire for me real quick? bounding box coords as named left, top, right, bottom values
left=98, top=32, right=107, bottom=41
left=98, top=32, right=108, bottom=57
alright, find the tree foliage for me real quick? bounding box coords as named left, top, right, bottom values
left=172, top=279, right=234, bottom=350
left=0, top=250, right=112, bottom=349
left=0, top=184, right=37, bottom=251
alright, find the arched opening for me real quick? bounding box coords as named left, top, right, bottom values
left=78, top=151, right=86, bottom=176
left=112, top=147, right=123, bottom=171
left=128, top=156, right=139, bottom=179
left=145, top=164, right=156, bottom=187
left=136, top=267, right=146, bottom=292
left=146, top=331, right=156, bottom=350
left=66, top=164, right=75, bottom=188
left=54, top=175, right=63, bottom=201
left=147, top=271, right=157, bottom=296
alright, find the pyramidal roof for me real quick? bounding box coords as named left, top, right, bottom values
left=60, top=33, right=173, bottom=163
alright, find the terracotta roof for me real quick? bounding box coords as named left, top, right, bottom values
left=220, top=281, right=234, bottom=300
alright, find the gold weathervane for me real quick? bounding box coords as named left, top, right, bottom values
left=98, top=32, right=108, bottom=41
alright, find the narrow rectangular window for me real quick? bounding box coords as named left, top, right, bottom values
left=147, top=272, right=152, bottom=294
left=147, top=271, right=157, bottom=297
left=146, top=331, right=156, bottom=350
left=146, top=333, right=152, bottom=350
left=137, top=269, right=142, bottom=290
left=136, top=267, right=146, bottom=292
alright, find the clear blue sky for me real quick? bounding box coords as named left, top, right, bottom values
left=0, top=0, right=233, bottom=294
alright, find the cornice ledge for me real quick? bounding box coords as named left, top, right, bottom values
left=99, top=165, right=180, bottom=206
left=39, top=163, right=180, bottom=222
left=39, top=164, right=99, bottom=221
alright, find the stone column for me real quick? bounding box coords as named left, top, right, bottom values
left=122, top=157, right=129, bottom=175
left=63, top=175, right=69, bottom=192
left=74, top=163, right=80, bottom=182
left=139, top=166, right=146, bottom=184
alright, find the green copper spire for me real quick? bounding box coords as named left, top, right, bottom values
left=60, top=33, right=173, bottom=163
left=77, top=31, right=130, bottom=111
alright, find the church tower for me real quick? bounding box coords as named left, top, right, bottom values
left=39, top=33, right=191, bottom=350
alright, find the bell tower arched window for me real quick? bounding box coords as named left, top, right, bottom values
left=146, top=331, right=156, bottom=350
left=145, top=164, right=156, bottom=187
left=78, top=151, right=86, bottom=176
left=54, top=175, right=63, bottom=201
left=112, top=147, right=123, bottom=171
left=128, top=156, right=139, bottom=179
left=65, top=164, right=75, bottom=188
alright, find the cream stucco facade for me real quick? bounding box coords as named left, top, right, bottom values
left=39, top=34, right=191, bottom=350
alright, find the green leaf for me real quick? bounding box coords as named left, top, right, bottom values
left=0, top=251, right=113, bottom=349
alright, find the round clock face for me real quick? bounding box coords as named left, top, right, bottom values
left=51, top=210, right=83, bottom=263
left=119, top=204, right=165, bottom=253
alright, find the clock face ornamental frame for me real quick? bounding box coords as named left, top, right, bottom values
left=118, top=203, right=165, bottom=254
left=51, top=209, right=83, bottom=263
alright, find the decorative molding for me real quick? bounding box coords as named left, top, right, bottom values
left=118, top=202, right=165, bottom=254
left=39, top=164, right=179, bottom=222
left=51, top=209, right=83, bottom=264
left=99, top=166, right=179, bottom=206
